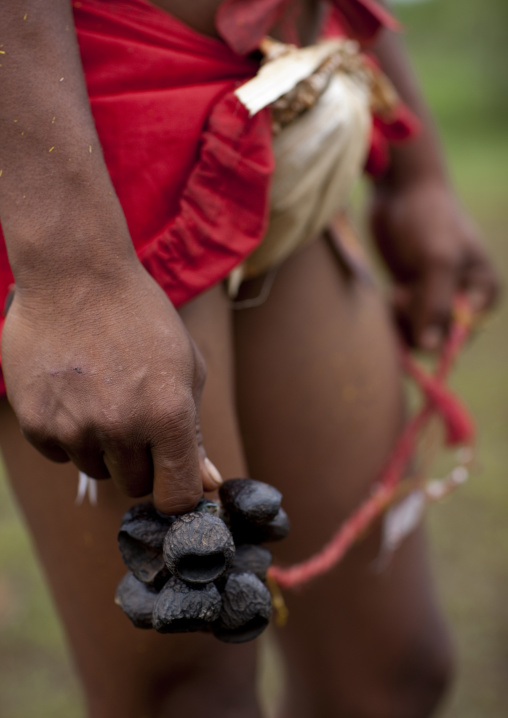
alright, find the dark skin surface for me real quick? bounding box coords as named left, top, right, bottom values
left=0, top=1, right=500, bottom=716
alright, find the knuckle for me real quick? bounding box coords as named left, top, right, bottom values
left=96, top=414, right=128, bottom=444
left=19, top=422, right=45, bottom=447
left=57, top=422, right=84, bottom=449
left=163, top=393, right=197, bottom=431
left=17, top=407, right=50, bottom=445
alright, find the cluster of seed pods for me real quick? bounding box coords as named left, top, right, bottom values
left=115, top=479, right=289, bottom=643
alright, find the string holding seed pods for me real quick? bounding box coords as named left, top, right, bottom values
left=115, top=478, right=289, bottom=643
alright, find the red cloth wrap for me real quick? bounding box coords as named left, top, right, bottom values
left=73, top=0, right=274, bottom=306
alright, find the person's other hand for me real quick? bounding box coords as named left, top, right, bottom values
left=370, top=179, right=500, bottom=351
left=1, top=260, right=221, bottom=514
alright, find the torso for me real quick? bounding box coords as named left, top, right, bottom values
left=148, top=0, right=326, bottom=46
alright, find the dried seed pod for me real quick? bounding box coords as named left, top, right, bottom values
left=230, top=545, right=272, bottom=582
left=163, top=512, right=235, bottom=585
left=219, top=479, right=281, bottom=526
left=152, top=576, right=222, bottom=633
left=115, top=572, right=158, bottom=629
left=231, top=507, right=291, bottom=545
left=118, top=502, right=174, bottom=587
left=213, top=572, right=272, bottom=644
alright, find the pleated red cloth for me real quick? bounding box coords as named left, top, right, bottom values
left=0, top=0, right=415, bottom=395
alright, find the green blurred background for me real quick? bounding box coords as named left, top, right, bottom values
left=0, top=1, right=507, bottom=715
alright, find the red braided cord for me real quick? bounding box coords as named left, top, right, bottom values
left=268, top=296, right=475, bottom=590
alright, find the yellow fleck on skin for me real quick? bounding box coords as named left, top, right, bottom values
left=51, top=116, right=56, bottom=124
left=0, top=51, right=5, bottom=55
left=13, top=119, right=18, bottom=123
left=21, top=131, right=24, bottom=136
left=0, top=170, right=3, bottom=178
left=49, top=146, right=55, bottom=152
left=23, top=13, right=28, bottom=20
left=89, top=145, right=92, bottom=153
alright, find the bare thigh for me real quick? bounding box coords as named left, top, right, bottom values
left=0, top=284, right=260, bottom=718
left=234, top=236, right=453, bottom=718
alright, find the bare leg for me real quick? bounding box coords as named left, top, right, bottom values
left=234, top=236, right=454, bottom=718
left=0, top=284, right=260, bottom=718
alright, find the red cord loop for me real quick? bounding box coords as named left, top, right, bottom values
left=268, top=295, right=476, bottom=591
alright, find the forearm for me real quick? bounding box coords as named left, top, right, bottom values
left=367, top=6, right=498, bottom=349
left=371, top=23, right=450, bottom=191
left=0, top=2, right=134, bottom=290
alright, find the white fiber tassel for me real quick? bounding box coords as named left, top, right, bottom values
left=76, top=471, right=98, bottom=506
left=376, top=491, right=426, bottom=569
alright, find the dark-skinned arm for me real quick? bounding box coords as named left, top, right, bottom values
left=369, top=21, right=499, bottom=351
left=0, top=1, right=220, bottom=513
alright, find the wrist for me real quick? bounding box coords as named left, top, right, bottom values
left=4, top=179, right=137, bottom=292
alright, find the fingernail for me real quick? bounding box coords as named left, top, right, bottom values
left=420, top=326, right=442, bottom=351
left=204, top=457, right=223, bottom=487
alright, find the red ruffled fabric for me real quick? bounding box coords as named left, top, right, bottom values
left=73, top=0, right=275, bottom=306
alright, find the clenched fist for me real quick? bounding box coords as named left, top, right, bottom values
left=2, top=258, right=220, bottom=514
